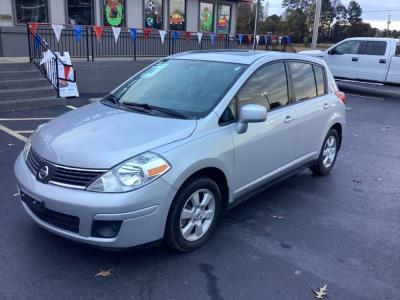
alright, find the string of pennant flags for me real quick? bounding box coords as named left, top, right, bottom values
left=28, top=22, right=291, bottom=46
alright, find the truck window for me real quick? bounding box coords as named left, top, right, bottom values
left=289, top=62, right=317, bottom=101
left=396, top=45, right=400, bottom=56
left=332, top=40, right=361, bottom=55
left=359, top=41, right=387, bottom=56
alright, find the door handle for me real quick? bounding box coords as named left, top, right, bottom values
left=352, top=57, right=358, bottom=62
left=284, top=115, right=295, bottom=124
left=323, top=103, right=330, bottom=110
left=379, top=59, right=386, bottom=64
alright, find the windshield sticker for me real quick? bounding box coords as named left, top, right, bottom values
left=234, top=66, right=242, bottom=71
left=142, top=63, right=169, bottom=78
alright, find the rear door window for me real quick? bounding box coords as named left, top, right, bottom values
left=396, top=45, right=400, bottom=56
left=237, top=62, right=289, bottom=111
left=359, top=41, right=387, bottom=56
left=313, top=65, right=326, bottom=96
left=289, top=62, right=317, bottom=101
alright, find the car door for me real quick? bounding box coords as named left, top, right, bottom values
left=324, top=40, right=361, bottom=79
left=356, top=40, right=390, bottom=82
left=229, top=61, right=297, bottom=196
left=288, top=61, right=331, bottom=158
left=386, top=43, right=400, bottom=84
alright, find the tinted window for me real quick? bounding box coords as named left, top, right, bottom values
left=359, top=41, right=387, bottom=56
left=219, top=100, right=236, bottom=124
left=333, top=40, right=361, bottom=55
left=396, top=45, right=400, bottom=56
left=313, top=65, right=325, bottom=96
left=237, top=62, right=288, bottom=111
left=115, top=59, right=246, bottom=118
left=289, top=62, right=317, bottom=101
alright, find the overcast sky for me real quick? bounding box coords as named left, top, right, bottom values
left=266, top=0, right=400, bottom=30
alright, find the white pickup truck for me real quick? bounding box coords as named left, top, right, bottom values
left=300, top=37, right=400, bottom=84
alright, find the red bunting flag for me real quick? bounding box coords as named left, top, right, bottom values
left=185, top=32, right=191, bottom=44
left=64, top=65, right=71, bottom=80
left=218, top=34, right=224, bottom=41
left=143, top=28, right=151, bottom=40
left=94, top=26, right=103, bottom=41
left=247, top=34, right=252, bottom=43
left=29, top=22, right=38, bottom=35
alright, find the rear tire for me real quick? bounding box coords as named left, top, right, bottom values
left=165, top=176, right=221, bottom=252
left=310, top=129, right=339, bottom=176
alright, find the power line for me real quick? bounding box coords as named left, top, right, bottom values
left=363, top=9, right=400, bottom=13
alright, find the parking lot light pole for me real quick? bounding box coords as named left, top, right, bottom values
left=311, top=0, right=322, bottom=50
left=253, top=0, right=260, bottom=50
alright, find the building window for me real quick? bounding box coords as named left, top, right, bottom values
left=199, top=2, right=214, bottom=33
left=67, top=0, right=94, bottom=25
left=15, top=0, right=49, bottom=23
left=103, top=0, right=125, bottom=27
left=169, top=0, right=185, bottom=31
left=144, top=0, right=163, bottom=29
left=217, top=4, right=231, bottom=34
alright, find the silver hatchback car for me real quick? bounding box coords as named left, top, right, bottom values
left=14, top=51, right=346, bottom=251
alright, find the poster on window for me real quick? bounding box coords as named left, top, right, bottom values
left=217, top=5, right=230, bottom=34
left=104, top=0, right=125, bottom=26
left=199, top=2, right=213, bottom=33
left=144, top=0, right=163, bottom=29
left=169, top=0, right=185, bottom=30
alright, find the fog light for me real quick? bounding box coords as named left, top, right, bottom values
left=91, top=220, right=122, bottom=238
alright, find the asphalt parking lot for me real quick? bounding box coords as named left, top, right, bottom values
left=0, top=93, right=399, bottom=300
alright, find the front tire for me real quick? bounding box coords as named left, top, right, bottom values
left=310, top=129, right=339, bottom=176
left=165, top=176, right=221, bottom=252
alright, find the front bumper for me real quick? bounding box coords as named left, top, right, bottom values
left=14, top=153, right=177, bottom=248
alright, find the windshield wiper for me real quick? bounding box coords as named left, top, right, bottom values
left=120, top=102, right=187, bottom=119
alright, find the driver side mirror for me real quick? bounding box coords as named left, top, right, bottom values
left=236, top=104, right=267, bottom=134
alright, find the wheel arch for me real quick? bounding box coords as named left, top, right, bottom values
left=330, top=123, right=343, bottom=150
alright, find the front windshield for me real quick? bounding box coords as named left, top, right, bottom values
left=112, top=59, right=246, bottom=118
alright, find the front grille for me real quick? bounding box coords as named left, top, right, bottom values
left=22, top=192, right=80, bottom=233
left=27, top=149, right=106, bottom=189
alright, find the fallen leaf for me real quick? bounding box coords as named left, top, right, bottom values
left=271, top=214, right=285, bottom=220
left=314, top=284, right=328, bottom=299
left=353, top=134, right=359, bottom=137
left=294, top=270, right=301, bottom=275
left=8, top=144, right=14, bottom=146
left=13, top=193, right=20, bottom=197
left=95, top=269, right=113, bottom=277
left=345, top=107, right=352, bottom=110
left=381, top=126, right=390, bottom=132
left=375, top=177, right=383, bottom=182
left=352, top=178, right=361, bottom=184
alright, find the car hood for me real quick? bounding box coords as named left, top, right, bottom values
left=32, top=102, right=197, bottom=168
left=298, top=50, right=327, bottom=58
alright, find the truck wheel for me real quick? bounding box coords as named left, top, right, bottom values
left=310, top=129, right=339, bottom=176
left=165, top=176, right=221, bottom=252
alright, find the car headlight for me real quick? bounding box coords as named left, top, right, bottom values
left=23, top=124, right=45, bottom=161
left=87, top=152, right=171, bottom=193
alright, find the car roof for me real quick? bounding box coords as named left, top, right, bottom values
left=345, top=37, right=399, bottom=42
left=171, top=50, right=324, bottom=65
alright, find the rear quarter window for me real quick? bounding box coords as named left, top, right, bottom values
left=313, top=65, right=326, bottom=96
left=359, top=41, right=387, bottom=56
left=289, top=62, right=317, bottom=101
left=396, top=45, right=400, bottom=56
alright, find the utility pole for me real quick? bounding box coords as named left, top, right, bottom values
left=253, top=0, right=260, bottom=50
left=387, top=14, right=391, bottom=31
left=311, top=0, right=322, bottom=50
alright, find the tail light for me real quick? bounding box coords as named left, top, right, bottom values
left=335, top=91, right=346, bottom=105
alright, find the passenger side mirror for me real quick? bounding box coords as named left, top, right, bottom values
left=236, top=104, right=267, bottom=134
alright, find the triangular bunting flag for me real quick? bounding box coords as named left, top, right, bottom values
left=159, top=30, right=167, bottom=44
left=64, top=65, right=71, bottom=80
left=34, top=35, right=41, bottom=48
left=29, top=22, right=38, bottom=35
left=255, top=35, right=260, bottom=45
left=129, top=28, right=137, bottom=41
left=265, top=35, right=270, bottom=45
left=143, top=28, right=151, bottom=40
left=247, top=34, right=252, bottom=43
left=73, top=25, right=82, bottom=42
left=112, top=26, right=121, bottom=43
left=238, top=34, right=244, bottom=45
left=51, top=24, right=64, bottom=42
left=210, top=33, right=216, bottom=46
left=94, top=26, right=103, bottom=41
left=40, top=49, right=54, bottom=65
left=196, top=32, right=203, bottom=44
left=185, top=32, right=191, bottom=44
left=172, top=31, right=178, bottom=42
left=218, top=34, right=224, bottom=41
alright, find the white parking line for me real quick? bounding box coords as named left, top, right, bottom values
left=66, top=105, right=77, bottom=110
left=0, top=124, right=27, bottom=142
left=0, top=117, right=54, bottom=121
left=346, top=93, right=384, bottom=101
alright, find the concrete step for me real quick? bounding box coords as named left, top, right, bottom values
left=0, top=70, right=43, bottom=81
left=0, top=62, right=37, bottom=71
left=0, top=97, right=67, bottom=112
left=0, top=86, right=57, bottom=101
left=0, top=78, right=50, bottom=90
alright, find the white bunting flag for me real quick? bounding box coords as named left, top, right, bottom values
left=112, top=26, right=121, bottom=43
left=197, top=32, right=203, bottom=44
left=51, top=24, right=64, bottom=42
left=159, top=30, right=167, bottom=44
left=256, top=35, right=260, bottom=45
left=40, top=49, right=54, bottom=65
